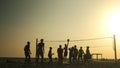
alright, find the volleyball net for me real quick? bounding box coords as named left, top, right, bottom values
left=36, top=36, right=116, bottom=60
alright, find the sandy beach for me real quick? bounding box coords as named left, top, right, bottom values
left=1, top=61, right=120, bottom=68
left=0, top=58, right=120, bottom=68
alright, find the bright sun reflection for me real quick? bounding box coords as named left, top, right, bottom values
left=108, top=9, right=120, bottom=35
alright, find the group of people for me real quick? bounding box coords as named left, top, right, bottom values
left=24, top=39, right=92, bottom=63
left=68, top=45, right=92, bottom=63
left=24, top=39, right=45, bottom=63
left=57, top=45, right=91, bottom=63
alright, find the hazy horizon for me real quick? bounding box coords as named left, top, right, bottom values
left=0, top=0, right=120, bottom=59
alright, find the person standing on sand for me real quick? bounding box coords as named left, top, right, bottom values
left=84, top=46, right=91, bottom=62
left=69, top=46, right=74, bottom=63
left=24, top=41, right=31, bottom=63
left=78, top=46, right=84, bottom=62
left=69, top=47, right=72, bottom=63
left=73, top=45, right=78, bottom=63
left=36, top=39, right=45, bottom=63
left=63, top=39, right=69, bottom=62
left=48, top=47, right=53, bottom=63
left=57, top=45, right=63, bottom=63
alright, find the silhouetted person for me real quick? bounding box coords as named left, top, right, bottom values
left=48, top=47, right=53, bottom=63
left=63, top=39, right=69, bottom=62
left=64, top=44, right=68, bottom=57
left=84, top=46, right=91, bottom=62
left=69, top=47, right=74, bottom=63
left=78, top=46, right=84, bottom=62
left=36, top=39, right=45, bottom=63
left=57, top=45, right=63, bottom=63
left=69, top=47, right=72, bottom=63
left=73, top=45, right=78, bottom=63
left=24, top=41, right=31, bottom=63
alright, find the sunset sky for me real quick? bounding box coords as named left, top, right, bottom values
left=0, top=0, right=120, bottom=59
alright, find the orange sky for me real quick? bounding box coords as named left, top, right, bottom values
left=0, top=0, right=120, bottom=59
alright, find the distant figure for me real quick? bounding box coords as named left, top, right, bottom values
left=63, top=39, right=69, bottom=62
left=73, top=45, right=78, bottom=63
left=78, top=47, right=84, bottom=62
left=36, top=39, right=45, bottom=63
left=24, top=41, right=31, bottom=63
left=69, top=47, right=74, bottom=63
left=48, top=47, right=53, bottom=63
left=69, top=47, right=72, bottom=63
left=64, top=44, right=68, bottom=57
left=84, top=46, right=91, bottom=62
left=57, top=45, right=63, bottom=63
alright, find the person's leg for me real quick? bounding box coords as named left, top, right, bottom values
left=64, top=52, right=67, bottom=62
left=69, top=56, right=71, bottom=63
left=41, top=53, right=43, bottom=62
left=78, top=55, right=80, bottom=62
left=60, top=57, right=62, bottom=63
left=28, top=54, right=31, bottom=62
left=25, top=53, right=27, bottom=63
left=58, top=55, right=60, bottom=63
left=81, top=55, right=84, bottom=62
left=36, top=54, right=39, bottom=63
left=26, top=53, right=30, bottom=63
left=50, top=56, right=52, bottom=62
left=60, top=54, right=63, bottom=64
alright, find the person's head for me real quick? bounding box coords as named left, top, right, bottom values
left=80, top=46, right=82, bottom=49
left=40, top=39, right=44, bottom=42
left=50, top=47, right=52, bottom=49
left=27, top=41, right=30, bottom=45
left=74, top=45, right=76, bottom=48
left=59, top=45, right=62, bottom=48
left=87, top=46, right=89, bottom=49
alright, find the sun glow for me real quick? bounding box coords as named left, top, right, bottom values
left=108, top=9, right=120, bottom=35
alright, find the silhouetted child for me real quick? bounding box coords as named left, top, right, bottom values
left=48, top=47, right=53, bottom=63
left=57, top=45, right=63, bottom=63
left=24, top=41, right=31, bottom=63
left=36, top=39, right=45, bottom=63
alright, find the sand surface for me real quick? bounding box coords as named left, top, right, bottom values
left=0, top=58, right=120, bottom=68
left=1, top=61, right=120, bottom=68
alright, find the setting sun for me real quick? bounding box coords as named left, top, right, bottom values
left=108, top=8, right=120, bottom=35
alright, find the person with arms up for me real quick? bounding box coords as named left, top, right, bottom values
left=63, top=39, right=70, bottom=62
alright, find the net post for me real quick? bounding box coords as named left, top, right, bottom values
left=113, top=34, right=117, bottom=63
left=36, top=38, right=38, bottom=58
